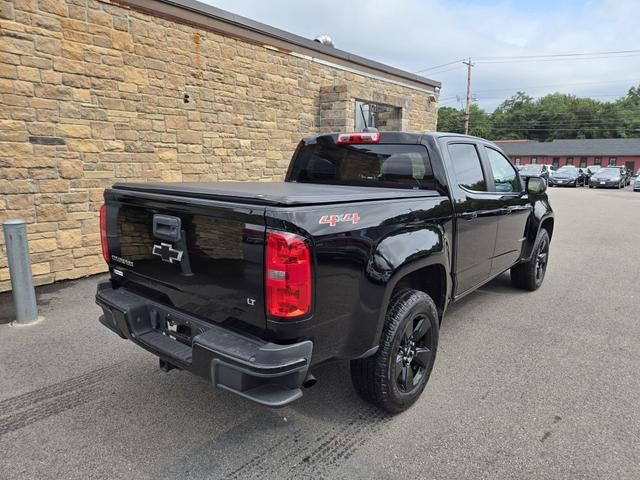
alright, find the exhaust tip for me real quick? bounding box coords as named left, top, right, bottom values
left=302, top=373, right=317, bottom=388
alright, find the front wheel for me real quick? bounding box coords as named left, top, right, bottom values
left=350, top=289, right=439, bottom=414
left=511, top=229, right=550, bottom=291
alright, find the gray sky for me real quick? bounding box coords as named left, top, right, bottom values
left=202, top=0, right=640, bottom=111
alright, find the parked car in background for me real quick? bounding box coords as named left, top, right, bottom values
left=519, top=164, right=550, bottom=185
left=634, top=174, right=640, bottom=192
left=549, top=165, right=585, bottom=187
left=589, top=167, right=626, bottom=189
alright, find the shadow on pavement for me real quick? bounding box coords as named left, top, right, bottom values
left=0, top=278, right=83, bottom=324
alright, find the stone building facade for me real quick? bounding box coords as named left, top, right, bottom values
left=0, top=0, right=440, bottom=292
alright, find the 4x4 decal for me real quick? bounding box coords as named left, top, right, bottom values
left=319, top=212, right=360, bottom=227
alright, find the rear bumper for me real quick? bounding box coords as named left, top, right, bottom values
left=549, top=179, right=576, bottom=186
left=590, top=180, right=621, bottom=188
left=95, top=282, right=313, bottom=408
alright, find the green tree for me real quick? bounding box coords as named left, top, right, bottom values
left=436, top=104, right=492, bottom=137
left=490, top=92, right=536, bottom=140
left=436, top=106, right=464, bottom=133
left=437, top=85, right=640, bottom=141
left=467, top=104, right=492, bottom=138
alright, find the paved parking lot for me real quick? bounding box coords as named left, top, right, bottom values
left=1, top=186, right=639, bottom=480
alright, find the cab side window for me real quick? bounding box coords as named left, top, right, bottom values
left=484, top=147, right=520, bottom=193
left=448, top=143, right=487, bottom=192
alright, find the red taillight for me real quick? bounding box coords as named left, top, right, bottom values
left=100, top=204, right=109, bottom=264
left=336, top=132, right=380, bottom=144
left=266, top=231, right=311, bottom=319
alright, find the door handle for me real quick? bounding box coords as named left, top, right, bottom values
left=460, top=211, right=478, bottom=220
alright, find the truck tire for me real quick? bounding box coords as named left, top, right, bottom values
left=510, top=228, right=550, bottom=291
left=350, top=289, right=438, bottom=414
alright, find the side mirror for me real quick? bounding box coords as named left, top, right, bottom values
left=527, top=177, right=547, bottom=194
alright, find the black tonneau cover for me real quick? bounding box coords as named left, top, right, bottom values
left=112, top=182, right=438, bottom=207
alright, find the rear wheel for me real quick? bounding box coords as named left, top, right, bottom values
left=511, top=229, right=550, bottom=291
left=350, top=289, right=438, bottom=414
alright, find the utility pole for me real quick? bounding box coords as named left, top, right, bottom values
left=463, top=57, right=474, bottom=135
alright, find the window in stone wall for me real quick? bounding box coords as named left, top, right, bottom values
left=355, top=100, right=401, bottom=132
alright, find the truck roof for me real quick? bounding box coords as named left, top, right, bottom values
left=112, top=182, right=440, bottom=207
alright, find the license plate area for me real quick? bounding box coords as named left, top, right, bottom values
left=165, top=315, right=192, bottom=343
left=148, top=306, right=208, bottom=347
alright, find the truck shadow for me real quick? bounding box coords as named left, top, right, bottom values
left=128, top=359, right=386, bottom=480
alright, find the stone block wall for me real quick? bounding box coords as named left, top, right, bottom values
left=0, top=0, right=438, bottom=292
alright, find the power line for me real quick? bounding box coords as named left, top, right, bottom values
left=413, top=59, right=465, bottom=74
left=473, top=49, right=640, bottom=61
left=448, top=114, right=640, bottom=125
left=475, top=53, right=640, bottom=65
left=491, top=121, right=629, bottom=126
left=438, top=92, right=636, bottom=108
left=443, top=114, right=640, bottom=127
left=473, top=93, right=629, bottom=101
left=491, top=113, right=640, bottom=122
left=443, top=78, right=640, bottom=98
left=445, top=123, right=640, bottom=131
left=445, top=121, right=640, bottom=130
left=423, top=64, right=466, bottom=76
left=415, top=49, right=640, bottom=74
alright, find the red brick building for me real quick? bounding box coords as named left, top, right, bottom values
left=495, top=139, right=640, bottom=174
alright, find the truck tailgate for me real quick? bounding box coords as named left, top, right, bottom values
left=104, top=188, right=266, bottom=331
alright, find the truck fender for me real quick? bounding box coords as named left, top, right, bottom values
left=364, top=226, right=450, bottom=351
left=521, top=213, right=554, bottom=263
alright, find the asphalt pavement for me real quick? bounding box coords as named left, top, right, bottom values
left=1, top=185, right=639, bottom=479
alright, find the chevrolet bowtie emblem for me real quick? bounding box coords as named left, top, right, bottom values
left=152, top=242, right=183, bottom=263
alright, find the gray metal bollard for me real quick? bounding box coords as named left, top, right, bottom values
left=3, top=219, right=39, bottom=324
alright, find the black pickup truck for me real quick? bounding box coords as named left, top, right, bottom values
left=96, top=131, right=554, bottom=413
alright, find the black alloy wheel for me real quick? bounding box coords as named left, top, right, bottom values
left=511, top=228, right=551, bottom=291
left=350, top=289, right=439, bottom=413
left=395, top=313, right=434, bottom=393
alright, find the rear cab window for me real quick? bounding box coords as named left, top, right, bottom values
left=288, top=142, right=435, bottom=190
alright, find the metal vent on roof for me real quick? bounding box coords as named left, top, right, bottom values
left=313, top=35, right=335, bottom=48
